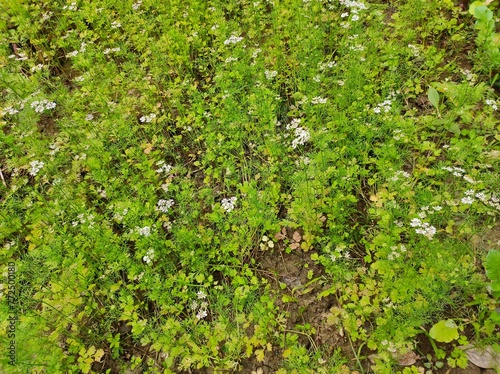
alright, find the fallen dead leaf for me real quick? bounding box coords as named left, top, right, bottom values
left=461, top=344, right=500, bottom=370
left=398, top=351, right=420, bottom=366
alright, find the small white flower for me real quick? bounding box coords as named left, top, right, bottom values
left=475, top=192, right=486, bottom=201
left=341, top=12, right=349, bottom=17
left=155, top=161, right=172, bottom=174
left=85, top=114, right=94, bottom=121
left=311, top=96, right=328, bottom=104
left=156, top=199, right=174, bottom=213
left=196, top=309, right=208, bottom=319
left=111, top=21, right=121, bottom=29
left=464, top=189, right=475, bottom=196
left=221, top=197, right=237, bottom=212
left=410, top=218, right=422, bottom=227
left=29, top=160, right=45, bottom=176
left=224, top=34, right=244, bottom=45
left=143, top=249, right=155, bottom=264
left=264, top=70, right=278, bottom=80
left=138, top=226, right=151, bottom=237
left=197, top=290, right=207, bottom=299
left=463, top=175, right=475, bottom=184
left=461, top=196, right=475, bottom=205
left=140, top=113, right=156, bottom=123
left=66, top=50, right=79, bottom=58
left=132, top=0, right=142, bottom=10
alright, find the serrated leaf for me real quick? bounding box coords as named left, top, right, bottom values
left=429, top=319, right=459, bottom=343
left=255, top=349, right=265, bottom=362
left=428, top=86, right=440, bottom=109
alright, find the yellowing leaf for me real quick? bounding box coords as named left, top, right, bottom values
left=283, top=348, right=292, bottom=358
left=255, top=349, right=265, bottom=362
left=94, top=348, right=105, bottom=362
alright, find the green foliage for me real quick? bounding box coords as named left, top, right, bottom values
left=429, top=320, right=460, bottom=343
left=485, top=250, right=500, bottom=293
left=0, top=0, right=499, bottom=372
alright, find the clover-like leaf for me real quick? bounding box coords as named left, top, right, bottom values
left=429, top=319, right=459, bottom=343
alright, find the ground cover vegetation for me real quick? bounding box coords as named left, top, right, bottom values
left=1, top=0, right=500, bottom=372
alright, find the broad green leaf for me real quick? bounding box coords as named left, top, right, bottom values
left=429, top=319, right=459, bottom=343
left=469, top=1, right=485, bottom=15
left=485, top=250, right=500, bottom=291
left=474, top=5, right=493, bottom=22
left=427, top=86, right=440, bottom=109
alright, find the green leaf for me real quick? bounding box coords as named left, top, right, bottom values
left=427, top=86, right=440, bottom=109
left=469, top=1, right=485, bottom=16
left=485, top=250, right=500, bottom=291
left=474, top=5, right=493, bottom=23
left=429, top=319, right=459, bottom=343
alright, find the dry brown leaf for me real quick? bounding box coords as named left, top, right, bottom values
left=290, top=242, right=300, bottom=250
left=292, top=231, right=301, bottom=242
left=397, top=351, right=419, bottom=366
left=461, top=344, right=500, bottom=370
left=275, top=228, right=286, bottom=240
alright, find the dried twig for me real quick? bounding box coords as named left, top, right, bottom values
left=0, top=166, right=6, bottom=187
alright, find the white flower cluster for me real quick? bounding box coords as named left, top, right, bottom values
left=31, top=100, right=56, bottom=113
left=137, top=226, right=151, bottom=237
left=461, top=189, right=500, bottom=210
left=29, top=160, right=44, bottom=176
left=155, top=161, right=172, bottom=174
left=339, top=0, right=367, bottom=22
left=390, top=170, right=411, bottom=182
left=132, top=0, right=142, bottom=10
left=264, top=70, right=277, bottom=80
left=318, top=61, right=336, bottom=71
left=410, top=218, right=437, bottom=240
left=417, top=205, right=442, bottom=219
left=441, top=166, right=476, bottom=184
left=143, top=249, right=155, bottom=264
left=310, top=96, right=327, bottom=104
left=111, top=21, right=121, bottom=29
left=259, top=235, right=275, bottom=250
left=72, top=213, right=95, bottom=228
left=349, top=44, right=364, bottom=51
left=221, top=197, right=237, bottom=212
left=286, top=118, right=310, bottom=149
left=387, top=244, right=407, bottom=261
left=62, top=2, right=77, bottom=11
left=225, top=57, right=238, bottom=63
left=373, top=92, right=396, bottom=114
left=156, top=199, right=174, bottom=213
left=2, top=106, right=19, bottom=115
left=31, top=64, right=44, bottom=72
left=460, top=68, right=477, bottom=84
left=408, top=44, right=420, bottom=57
left=485, top=99, right=498, bottom=111
left=140, top=113, right=156, bottom=123
left=103, top=47, right=121, bottom=55
left=113, top=208, right=128, bottom=222
left=66, top=42, right=87, bottom=58
left=8, top=52, right=28, bottom=61
left=252, top=48, right=262, bottom=59
left=192, top=290, right=209, bottom=319
left=224, top=34, right=244, bottom=45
